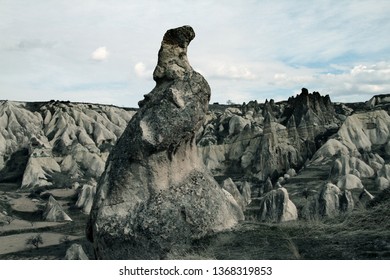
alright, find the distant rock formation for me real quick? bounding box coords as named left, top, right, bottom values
left=0, top=100, right=135, bottom=188
left=87, top=26, right=244, bottom=259
left=366, top=94, right=390, bottom=108
left=197, top=89, right=340, bottom=181
left=221, top=178, right=246, bottom=211
left=64, top=244, right=89, bottom=260
left=282, top=88, right=336, bottom=138
left=258, top=187, right=298, bottom=222
left=75, top=183, right=96, bottom=214
left=336, top=174, right=364, bottom=190
left=318, top=183, right=341, bottom=217
left=43, top=195, right=72, bottom=222
left=301, top=182, right=370, bottom=219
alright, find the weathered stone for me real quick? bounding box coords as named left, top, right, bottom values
left=241, top=181, right=252, bottom=206
left=65, top=244, right=89, bottom=260
left=376, top=176, right=390, bottom=191
left=318, top=183, right=341, bottom=217
left=87, top=26, right=243, bottom=259
left=337, top=174, right=364, bottom=190
left=264, top=177, right=273, bottom=193
left=258, top=187, right=298, bottom=222
left=221, top=178, right=246, bottom=211
left=43, top=195, right=72, bottom=222
left=339, top=190, right=354, bottom=212
left=75, top=183, right=96, bottom=214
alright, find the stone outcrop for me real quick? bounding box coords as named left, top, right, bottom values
left=197, top=89, right=341, bottom=182
left=258, top=187, right=298, bottom=222
left=64, top=244, right=89, bottom=260
left=318, top=183, right=341, bottom=217
left=75, top=183, right=97, bottom=214
left=336, top=174, right=364, bottom=190
left=43, top=195, right=72, bottom=222
left=87, top=26, right=244, bottom=259
left=282, top=89, right=336, bottom=138
left=0, top=100, right=135, bottom=188
left=302, top=182, right=360, bottom=219
left=221, top=178, right=246, bottom=211
left=366, top=94, right=390, bottom=108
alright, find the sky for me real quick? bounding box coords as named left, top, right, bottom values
left=1, top=0, right=390, bottom=108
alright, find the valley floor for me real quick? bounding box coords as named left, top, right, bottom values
left=1, top=194, right=389, bottom=260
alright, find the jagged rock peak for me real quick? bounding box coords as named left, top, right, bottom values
left=152, top=25, right=196, bottom=84
left=282, top=88, right=335, bottom=128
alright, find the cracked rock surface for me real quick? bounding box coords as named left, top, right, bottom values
left=87, top=26, right=244, bottom=259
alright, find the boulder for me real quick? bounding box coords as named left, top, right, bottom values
left=65, top=244, right=89, bottom=260
left=264, top=177, right=273, bottom=193
left=312, top=139, right=349, bottom=163
left=318, top=183, right=341, bottom=217
left=258, top=187, right=298, bottom=222
left=87, top=26, right=244, bottom=259
left=43, top=195, right=72, bottom=222
left=339, top=190, right=354, bottom=212
left=376, top=177, right=389, bottom=191
left=75, top=183, right=97, bottom=214
left=338, top=110, right=390, bottom=152
left=330, top=155, right=374, bottom=178
left=221, top=178, right=246, bottom=211
left=336, top=174, right=364, bottom=190
left=241, top=181, right=252, bottom=206
left=378, top=164, right=390, bottom=181
left=21, top=157, right=61, bottom=188
left=229, top=115, right=251, bottom=136
left=286, top=168, right=297, bottom=177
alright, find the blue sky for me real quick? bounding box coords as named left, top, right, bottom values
left=1, top=0, right=389, bottom=107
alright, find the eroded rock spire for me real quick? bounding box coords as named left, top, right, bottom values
left=87, top=26, right=243, bottom=259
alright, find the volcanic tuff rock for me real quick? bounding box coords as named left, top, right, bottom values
left=43, top=195, right=72, bottom=222
left=221, top=178, right=247, bottom=211
left=64, top=244, right=89, bottom=260
left=197, top=88, right=341, bottom=182
left=0, top=100, right=135, bottom=188
left=258, top=187, right=298, bottom=222
left=75, top=183, right=97, bottom=214
left=87, top=26, right=244, bottom=259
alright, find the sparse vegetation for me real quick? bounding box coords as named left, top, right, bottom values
left=5, top=215, right=14, bottom=225
left=26, top=234, right=43, bottom=249
left=59, top=235, right=71, bottom=246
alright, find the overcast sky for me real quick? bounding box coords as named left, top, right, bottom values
left=1, top=0, right=389, bottom=107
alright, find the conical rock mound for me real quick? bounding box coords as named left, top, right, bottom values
left=43, top=195, right=72, bottom=222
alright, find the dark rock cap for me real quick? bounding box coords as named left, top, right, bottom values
left=162, top=25, right=195, bottom=47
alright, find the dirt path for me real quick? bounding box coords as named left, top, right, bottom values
left=0, top=232, right=81, bottom=255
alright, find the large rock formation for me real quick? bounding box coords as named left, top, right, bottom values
left=197, top=88, right=341, bottom=182
left=0, top=100, right=135, bottom=188
left=43, top=195, right=72, bottom=222
left=75, top=183, right=97, bottom=214
left=258, top=187, right=298, bottom=222
left=87, top=26, right=244, bottom=259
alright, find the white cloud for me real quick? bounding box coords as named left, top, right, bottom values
left=134, top=62, right=153, bottom=79
left=91, top=47, right=109, bottom=61
left=1, top=0, right=390, bottom=107
left=302, top=61, right=390, bottom=101
left=213, top=63, right=256, bottom=80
